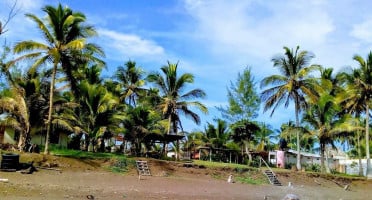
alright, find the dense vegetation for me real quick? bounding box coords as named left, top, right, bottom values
left=1, top=3, right=372, bottom=177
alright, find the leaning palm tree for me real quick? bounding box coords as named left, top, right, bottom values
left=13, top=4, right=103, bottom=154
left=260, top=46, right=319, bottom=170
left=1, top=44, right=31, bottom=150
left=0, top=86, right=30, bottom=150
left=147, top=61, right=208, bottom=158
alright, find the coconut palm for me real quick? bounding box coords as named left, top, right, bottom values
left=13, top=4, right=103, bottom=154
left=204, top=119, right=229, bottom=149
left=255, top=122, right=276, bottom=151
left=147, top=61, right=208, bottom=158
left=122, top=106, right=161, bottom=156
left=260, top=46, right=319, bottom=170
left=339, top=52, right=372, bottom=178
left=77, top=80, right=119, bottom=151
left=0, top=44, right=31, bottom=150
left=184, top=131, right=207, bottom=159
left=0, top=86, right=30, bottom=150
left=114, top=61, right=146, bottom=107
left=303, top=86, right=358, bottom=173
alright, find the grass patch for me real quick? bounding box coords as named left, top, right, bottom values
left=49, top=145, right=122, bottom=159
left=108, top=157, right=136, bottom=173
left=235, top=176, right=267, bottom=185
left=193, top=160, right=256, bottom=170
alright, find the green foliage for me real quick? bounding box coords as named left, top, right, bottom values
left=147, top=61, right=208, bottom=133
left=218, top=67, right=260, bottom=122
left=109, top=157, right=135, bottom=173
left=50, top=145, right=116, bottom=159
left=303, top=163, right=321, bottom=172
left=235, top=176, right=267, bottom=185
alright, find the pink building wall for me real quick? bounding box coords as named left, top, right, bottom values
left=277, top=150, right=285, bottom=168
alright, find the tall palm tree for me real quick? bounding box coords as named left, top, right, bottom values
left=147, top=61, right=208, bottom=158
left=260, top=46, right=319, bottom=170
left=13, top=4, right=103, bottom=154
left=303, top=84, right=358, bottom=173
left=341, top=52, right=372, bottom=178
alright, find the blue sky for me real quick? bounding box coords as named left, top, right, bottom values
left=2, top=0, right=372, bottom=133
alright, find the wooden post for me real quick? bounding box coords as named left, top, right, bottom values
left=260, top=157, right=262, bottom=168
left=209, top=148, right=212, bottom=162
left=0, top=126, right=5, bottom=144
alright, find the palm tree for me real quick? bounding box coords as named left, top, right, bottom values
left=279, top=121, right=315, bottom=152
left=341, top=52, right=372, bottom=178
left=114, top=61, right=146, bottom=107
left=260, top=46, right=319, bottom=170
left=147, top=61, right=208, bottom=158
left=0, top=44, right=31, bottom=151
left=303, top=85, right=358, bottom=173
left=204, top=119, right=229, bottom=149
left=77, top=80, right=119, bottom=151
left=184, top=131, right=207, bottom=159
left=13, top=4, right=103, bottom=154
left=122, top=106, right=161, bottom=156
left=255, top=122, right=275, bottom=151
left=0, top=86, right=30, bottom=150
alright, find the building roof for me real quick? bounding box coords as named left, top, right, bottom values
left=144, top=133, right=184, bottom=143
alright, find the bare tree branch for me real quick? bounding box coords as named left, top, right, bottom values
left=0, top=0, right=20, bottom=35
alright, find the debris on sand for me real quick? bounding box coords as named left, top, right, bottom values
left=0, top=178, right=9, bottom=182
left=283, top=193, right=300, bottom=200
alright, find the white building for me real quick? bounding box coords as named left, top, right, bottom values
left=268, top=149, right=346, bottom=172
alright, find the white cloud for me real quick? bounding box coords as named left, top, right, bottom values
left=97, top=29, right=165, bottom=62
left=351, top=18, right=372, bottom=43
left=183, top=0, right=335, bottom=75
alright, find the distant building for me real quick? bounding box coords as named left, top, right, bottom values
left=268, top=148, right=347, bottom=172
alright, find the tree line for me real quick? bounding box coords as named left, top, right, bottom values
left=0, top=3, right=372, bottom=177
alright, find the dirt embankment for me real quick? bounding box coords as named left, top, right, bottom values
left=0, top=153, right=371, bottom=200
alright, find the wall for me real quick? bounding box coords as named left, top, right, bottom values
left=31, top=132, right=68, bottom=148
left=339, top=159, right=367, bottom=176
left=269, top=150, right=336, bottom=168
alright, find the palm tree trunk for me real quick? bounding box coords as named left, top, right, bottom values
left=325, top=148, right=331, bottom=173
left=17, top=131, right=27, bottom=151
left=0, top=126, right=4, bottom=144
left=357, top=130, right=363, bottom=176
left=295, top=102, right=301, bottom=171
left=44, top=63, right=57, bottom=154
left=163, top=116, right=172, bottom=157
left=366, top=104, right=372, bottom=178
left=320, top=143, right=325, bottom=173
